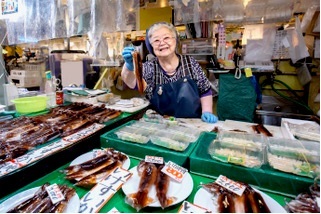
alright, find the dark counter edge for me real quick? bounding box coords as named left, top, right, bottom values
left=0, top=108, right=147, bottom=199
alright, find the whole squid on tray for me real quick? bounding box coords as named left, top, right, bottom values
left=125, top=161, right=158, bottom=211
left=201, top=182, right=271, bottom=213
left=125, top=161, right=177, bottom=211
left=155, top=164, right=177, bottom=209
left=63, top=148, right=128, bottom=185
left=7, top=183, right=75, bottom=213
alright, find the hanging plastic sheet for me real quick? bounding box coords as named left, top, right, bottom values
left=67, top=0, right=91, bottom=37
left=199, top=0, right=221, bottom=22
left=23, top=0, right=54, bottom=43
left=51, top=0, right=67, bottom=38
left=6, top=18, right=25, bottom=45
left=244, top=0, right=266, bottom=24
left=243, top=24, right=276, bottom=62
left=264, top=0, right=293, bottom=24
left=287, top=16, right=310, bottom=64
left=220, top=0, right=244, bottom=23
left=174, top=0, right=200, bottom=25
left=0, top=20, right=8, bottom=46
left=88, top=0, right=138, bottom=60
left=245, top=0, right=293, bottom=24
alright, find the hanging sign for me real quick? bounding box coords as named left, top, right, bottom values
left=0, top=0, right=22, bottom=19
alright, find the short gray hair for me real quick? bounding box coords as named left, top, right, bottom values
left=147, top=22, right=178, bottom=40
left=147, top=22, right=180, bottom=54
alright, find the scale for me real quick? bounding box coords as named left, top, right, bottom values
left=9, top=69, right=42, bottom=88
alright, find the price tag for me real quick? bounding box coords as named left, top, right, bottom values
left=145, top=155, right=163, bottom=164
left=178, top=201, right=212, bottom=213
left=215, top=175, right=246, bottom=196
left=161, top=161, right=187, bottom=183
left=46, top=183, right=65, bottom=204
left=93, top=149, right=106, bottom=158
left=244, top=67, right=252, bottom=77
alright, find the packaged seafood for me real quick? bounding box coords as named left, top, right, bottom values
left=267, top=137, right=320, bottom=178
left=208, top=140, right=264, bottom=168
left=207, top=131, right=265, bottom=168
left=215, top=131, right=266, bottom=152
left=114, top=131, right=149, bottom=144
left=113, top=120, right=201, bottom=149
left=150, top=136, right=190, bottom=152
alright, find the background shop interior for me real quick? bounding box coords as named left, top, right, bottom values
left=0, top=0, right=320, bottom=125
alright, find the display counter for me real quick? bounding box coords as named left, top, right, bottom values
left=0, top=109, right=147, bottom=199
left=189, top=132, right=315, bottom=198
left=0, top=156, right=291, bottom=213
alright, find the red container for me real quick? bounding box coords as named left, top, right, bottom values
left=56, top=91, right=64, bottom=105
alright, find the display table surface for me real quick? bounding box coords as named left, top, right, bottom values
left=0, top=156, right=292, bottom=213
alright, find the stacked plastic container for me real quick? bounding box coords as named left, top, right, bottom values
left=114, top=120, right=201, bottom=151
left=206, top=130, right=320, bottom=179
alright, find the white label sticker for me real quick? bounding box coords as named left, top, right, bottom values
left=93, top=149, right=106, bottom=158
left=145, top=155, right=163, bottom=164
left=46, top=183, right=65, bottom=204
left=178, top=201, right=212, bottom=213
left=161, top=161, right=187, bottom=183
left=215, top=175, right=246, bottom=196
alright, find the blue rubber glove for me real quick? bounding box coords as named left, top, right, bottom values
left=201, top=112, right=218, bottom=123
left=122, top=46, right=135, bottom=71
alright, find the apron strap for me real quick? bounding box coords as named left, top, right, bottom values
left=181, top=55, right=193, bottom=78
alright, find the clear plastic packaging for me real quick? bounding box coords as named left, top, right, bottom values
left=114, top=131, right=149, bottom=144
left=208, top=131, right=266, bottom=168
left=150, top=136, right=190, bottom=152
left=215, top=131, right=266, bottom=152
left=267, top=137, right=320, bottom=178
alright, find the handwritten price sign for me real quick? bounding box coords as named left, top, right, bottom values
left=162, top=161, right=187, bottom=183
left=215, top=175, right=246, bottom=196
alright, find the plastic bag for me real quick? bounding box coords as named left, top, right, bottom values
left=287, top=16, right=310, bottom=64
left=174, top=0, right=200, bottom=25
left=243, top=24, right=276, bottom=62
left=217, top=73, right=257, bottom=122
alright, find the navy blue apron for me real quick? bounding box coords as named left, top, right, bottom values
left=149, top=56, right=201, bottom=118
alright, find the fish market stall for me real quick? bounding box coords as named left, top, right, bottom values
left=0, top=150, right=295, bottom=213
left=0, top=102, right=148, bottom=199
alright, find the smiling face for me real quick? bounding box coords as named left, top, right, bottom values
left=148, top=23, right=178, bottom=59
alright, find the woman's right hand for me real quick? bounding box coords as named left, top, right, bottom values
left=122, top=47, right=135, bottom=71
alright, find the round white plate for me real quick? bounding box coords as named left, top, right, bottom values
left=70, top=151, right=130, bottom=170
left=193, top=187, right=287, bottom=213
left=0, top=186, right=79, bottom=213
left=122, top=166, right=193, bottom=208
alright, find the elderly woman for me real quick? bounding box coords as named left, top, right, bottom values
left=121, top=22, right=217, bottom=123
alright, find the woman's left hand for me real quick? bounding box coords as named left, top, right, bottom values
left=201, top=112, right=218, bottom=123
